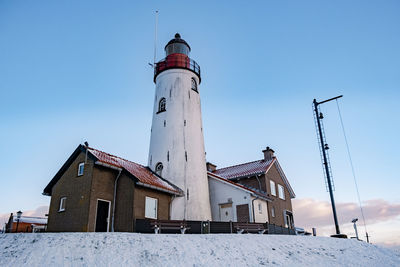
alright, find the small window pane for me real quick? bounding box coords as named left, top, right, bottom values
left=158, top=98, right=166, bottom=113
left=78, top=163, right=84, bottom=176
left=278, top=184, right=285, bottom=200
left=258, top=203, right=262, bottom=214
left=59, top=197, right=66, bottom=212
left=270, top=180, right=276, bottom=196
left=191, top=78, right=198, bottom=92
left=271, top=207, right=275, bottom=217
left=155, top=162, right=163, bottom=177
left=145, top=197, right=157, bottom=219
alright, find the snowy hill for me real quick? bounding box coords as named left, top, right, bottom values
left=1, top=233, right=399, bottom=266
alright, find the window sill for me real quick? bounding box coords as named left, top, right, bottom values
left=156, top=110, right=166, bottom=114
left=58, top=209, right=65, bottom=213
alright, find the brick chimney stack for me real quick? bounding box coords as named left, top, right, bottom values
left=262, top=147, right=275, bottom=161
left=206, top=162, right=217, bottom=172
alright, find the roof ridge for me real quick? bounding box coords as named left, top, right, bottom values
left=215, top=158, right=266, bottom=171
left=87, top=146, right=145, bottom=168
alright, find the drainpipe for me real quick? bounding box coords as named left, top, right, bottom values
left=251, top=196, right=259, bottom=223
left=111, top=169, right=122, bottom=232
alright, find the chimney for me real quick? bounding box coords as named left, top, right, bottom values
left=206, top=162, right=217, bottom=172
left=262, top=146, right=275, bottom=161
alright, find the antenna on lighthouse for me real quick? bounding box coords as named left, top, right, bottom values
left=153, top=10, right=158, bottom=65
left=148, top=11, right=158, bottom=68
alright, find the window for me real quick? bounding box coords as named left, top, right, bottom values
left=278, top=184, right=285, bottom=200
left=158, top=98, right=166, bottom=113
left=145, top=197, right=158, bottom=219
left=258, top=203, right=262, bottom=214
left=271, top=207, right=275, bottom=217
left=78, top=162, right=84, bottom=176
left=155, top=162, right=163, bottom=177
left=191, top=78, right=198, bottom=92
left=270, top=180, right=276, bottom=196
left=59, top=197, right=66, bottom=212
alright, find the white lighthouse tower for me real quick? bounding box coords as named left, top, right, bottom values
left=148, top=33, right=212, bottom=220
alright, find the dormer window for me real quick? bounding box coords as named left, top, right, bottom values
left=78, top=162, right=84, bottom=176
left=158, top=98, right=166, bottom=113
left=191, top=78, right=198, bottom=92
left=155, top=162, right=163, bottom=177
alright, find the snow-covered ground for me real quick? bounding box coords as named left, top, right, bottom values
left=1, top=233, right=399, bottom=266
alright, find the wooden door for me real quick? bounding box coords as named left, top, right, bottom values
left=236, top=204, right=250, bottom=222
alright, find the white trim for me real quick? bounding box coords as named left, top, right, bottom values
left=208, top=173, right=271, bottom=201
left=58, top=197, right=66, bottom=212
left=94, top=161, right=123, bottom=171
left=273, top=160, right=296, bottom=198
left=77, top=162, right=84, bottom=176
left=94, top=198, right=111, bottom=232
left=136, top=181, right=181, bottom=196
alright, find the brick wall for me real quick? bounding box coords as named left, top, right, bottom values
left=47, top=152, right=94, bottom=232
left=265, top=164, right=293, bottom=227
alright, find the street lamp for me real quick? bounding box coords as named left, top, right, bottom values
left=352, top=218, right=359, bottom=240
left=15, top=211, right=22, bottom=233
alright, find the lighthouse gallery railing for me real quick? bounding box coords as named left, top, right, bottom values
left=154, top=55, right=201, bottom=82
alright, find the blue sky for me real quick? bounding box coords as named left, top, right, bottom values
left=1, top=1, right=399, bottom=244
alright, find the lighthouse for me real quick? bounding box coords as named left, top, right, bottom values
left=148, top=33, right=212, bottom=220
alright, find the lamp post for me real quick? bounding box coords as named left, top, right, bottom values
left=15, top=211, right=22, bottom=233
left=352, top=218, right=359, bottom=240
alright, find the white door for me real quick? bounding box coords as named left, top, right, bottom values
left=145, top=197, right=158, bottom=219
left=220, top=203, right=233, bottom=222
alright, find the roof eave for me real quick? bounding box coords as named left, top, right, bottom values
left=136, top=181, right=183, bottom=196
left=43, top=144, right=91, bottom=196
left=272, top=160, right=296, bottom=198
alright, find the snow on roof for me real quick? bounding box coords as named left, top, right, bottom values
left=87, top=147, right=181, bottom=195
left=213, top=158, right=275, bottom=179
left=208, top=172, right=272, bottom=201
left=214, top=157, right=296, bottom=198
left=13, top=216, right=47, bottom=225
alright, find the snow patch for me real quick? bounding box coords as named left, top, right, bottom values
left=0, top=233, right=399, bottom=266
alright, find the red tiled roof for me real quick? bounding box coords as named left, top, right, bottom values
left=213, top=158, right=276, bottom=179
left=208, top=172, right=272, bottom=201
left=87, top=147, right=181, bottom=195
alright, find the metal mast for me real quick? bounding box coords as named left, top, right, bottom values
left=313, top=95, right=342, bottom=235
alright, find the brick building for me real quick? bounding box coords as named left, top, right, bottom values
left=208, top=147, right=295, bottom=228
left=43, top=144, right=182, bottom=232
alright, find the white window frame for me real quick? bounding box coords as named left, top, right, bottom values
left=271, top=207, right=275, bottom=217
left=145, top=196, right=158, bottom=219
left=278, top=184, right=285, bottom=200
left=78, top=162, right=84, bottom=176
left=270, top=180, right=276, bottom=196
left=59, top=197, right=66, bottom=212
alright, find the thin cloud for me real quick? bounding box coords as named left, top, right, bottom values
left=293, top=198, right=400, bottom=228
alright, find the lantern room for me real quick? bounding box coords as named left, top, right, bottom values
left=154, top=33, right=201, bottom=83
